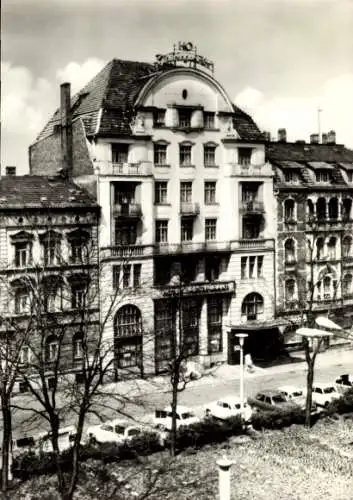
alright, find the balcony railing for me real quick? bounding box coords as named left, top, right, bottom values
left=179, top=202, right=200, bottom=216
left=225, top=163, right=273, bottom=177
left=240, top=200, right=265, bottom=213
left=100, top=245, right=155, bottom=259
left=155, top=280, right=236, bottom=298
left=113, top=203, right=142, bottom=218
left=94, top=161, right=152, bottom=176
left=231, top=239, right=274, bottom=250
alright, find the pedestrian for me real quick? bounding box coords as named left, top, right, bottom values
left=245, top=353, right=254, bottom=373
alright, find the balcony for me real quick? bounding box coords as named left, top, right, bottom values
left=113, top=203, right=142, bottom=219
left=231, top=239, right=274, bottom=251
left=225, top=163, right=273, bottom=177
left=240, top=200, right=265, bottom=214
left=179, top=202, right=200, bottom=217
left=155, top=280, right=236, bottom=298
left=94, top=161, right=152, bottom=176
left=100, top=245, right=154, bottom=260
left=155, top=240, right=232, bottom=255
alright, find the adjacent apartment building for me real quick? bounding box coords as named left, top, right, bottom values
left=267, top=130, right=353, bottom=348
left=0, top=175, right=100, bottom=391
left=30, top=45, right=279, bottom=377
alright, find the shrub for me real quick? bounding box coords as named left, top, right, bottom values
left=326, top=388, right=353, bottom=415
left=251, top=407, right=306, bottom=430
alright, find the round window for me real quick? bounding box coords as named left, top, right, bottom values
left=182, top=89, right=188, bottom=100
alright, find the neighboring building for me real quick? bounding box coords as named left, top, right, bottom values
left=30, top=44, right=279, bottom=376
left=267, top=129, right=353, bottom=348
left=0, top=175, right=100, bottom=391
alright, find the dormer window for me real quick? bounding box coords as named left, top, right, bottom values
left=112, top=144, right=129, bottom=164
left=238, top=148, right=252, bottom=166
left=178, top=109, right=191, bottom=128
left=204, top=112, right=215, bottom=129
left=154, top=110, right=165, bottom=127
left=347, top=171, right=353, bottom=183
left=316, top=170, right=330, bottom=183
left=284, top=171, right=299, bottom=183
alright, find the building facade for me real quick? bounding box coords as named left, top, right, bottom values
left=30, top=46, right=279, bottom=376
left=0, top=175, right=100, bottom=391
left=267, top=130, right=353, bottom=348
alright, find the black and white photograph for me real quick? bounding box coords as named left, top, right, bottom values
left=1, top=0, right=353, bottom=498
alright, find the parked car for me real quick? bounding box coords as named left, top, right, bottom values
left=248, top=390, right=297, bottom=412
left=204, top=396, right=253, bottom=423
left=312, top=383, right=340, bottom=408
left=12, top=426, right=77, bottom=457
left=335, top=374, right=353, bottom=394
left=86, top=419, right=142, bottom=444
left=278, top=386, right=317, bottom=412
left=153, top=405, right=200, bottom=431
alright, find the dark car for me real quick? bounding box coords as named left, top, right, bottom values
left=248, top=390, right=298, bottom=412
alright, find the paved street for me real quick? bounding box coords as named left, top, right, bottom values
left=3, top=348, right=352, bottom=441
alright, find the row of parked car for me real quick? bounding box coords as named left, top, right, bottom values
left=12, top=374, right=352, bottom=454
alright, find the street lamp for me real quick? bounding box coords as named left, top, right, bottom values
left=235, top=333, right=248, bottom=417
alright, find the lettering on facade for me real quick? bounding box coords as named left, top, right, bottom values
left=158, top=281, right=235, bottom=298
left=155, top=42, right=214, bottom=74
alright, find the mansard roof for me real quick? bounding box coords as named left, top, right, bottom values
left=35, top=58, right=262, bottom=143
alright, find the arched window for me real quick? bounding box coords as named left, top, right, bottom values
left=316, top=237, right=324, bottom=260
left=342, top=235, right=353, bottom=258
left=342, top=198, right=352, bottom=220
left=285, top=279, right=297, bottom=304
left=45, top=336, right=59, bottom=363
left=316, top=198, right=326, bottom=220
left=342, top=274, right=353, bottom=297
left=73, top=332, right=83, bottom=361
left=241, top=293, right=264, bottom=321
left=323, top=276, right=331, bottom=300
left=114, top=305, right=142, bottom=372
left=284, top=199, right=295, bottom=222
left=284, top=238, right=296, bottom=263
left=307, top=199, right=315, bottom=218
left=327, top=237, right=337, bottom=260
left=328, top=198, right=338, bottom=220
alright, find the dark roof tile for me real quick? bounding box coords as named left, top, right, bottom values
left=266, top=142, right=353, bottom=162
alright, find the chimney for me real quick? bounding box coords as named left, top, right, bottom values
left=327, top=130, right=336, bottom=144
left=310, top=133, right=319, bottom=144
left=60, top=82, right=73, bottom=179
left=278, top=128, right=287, bottom=142
left=322, top=133, right=328, bottom=144
left=262, top=131, right=271, bottom=142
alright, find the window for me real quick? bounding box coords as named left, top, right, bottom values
left=154, top=300, right=175, bottom=372
left=14, top=243, right=31, bottom=268
left=43, top=241, right=57, bottom=266
left=284, top=199, right=296, bottom=221
left=204, top=145, right=216, bottom=166
left=205, top=256, right=220, bottom=281
left=347, top=171, right=353, bottom=183
left=204, top=181, right=216, bottom=204
left=67, top=230, right=89, bottom=263
left=155, top=220, right=168, bottom=243
left=45, top=336, right=59, bottom=363
left=179, top=144, right=192, bottom=166
left=323, top=276, right=331, bottom=299
left=178, top=109, right=191, bottom=128
left=257, top=256, right=263, bottom=277
left=71, top=285, right=86, bottom=309
left=284, top=239, right=296, bottom=263
left=155, top=181, right=168, bottom=204
left=285, top=279, right=297, bottom=303
left=205, top=219, right=217, bottom=241
left=342, top=274, right=353, bottom=297
left=207, top=297, right=223, bottom=353
left=133, top=264, right=141, bottom=288
left=316, top=237, right=324, bottom=260
left=241, top=257, right=247, bottom=279
left=180, top=181, right=192, bottom=202
left=238, top=148, right=252, bottom=166
left=181, top=299, right=200, bottom=356
left=342, top=236, right=353, bottom=258
left=241, top=183, right=258, bottom=202
left=123, top=265, right=131, bottom=288
left=73, top=332, right=83, bottom=360
left=328, top=198, right=339, bottom=219
left=327, top=237, right=337, bottom=260
left=6, top=166, right=16, bottom=176
left=240, top=256, right=264, bottom=278
left=114, top=305, right=142, bottom=370
left=316, top=198, right=326, bottom=220
left=20, top=346, right=30, bottom=364
left=342, top=198, right=352, bottom=220
left=204, top=112, right=215, bottom=129
left=15, top=289, right=29, bottom=314
left=241, top=293, right=264, bottom=321
left=44, top=287, right=59, bottom=313
left=154, top=110, right=165, bottom=127
left=154, top=143, right=167, bottom=165
left=181, top=219, right=193, bottom=241
left=115, top=222, right=137, bottom=245
left=284, top=171, right=299, bottom=183
left=112, top=144, right=129, bottom=164
left=113, top=265, right=121, bottom=289
left=316, top=171, right=330, bottom=183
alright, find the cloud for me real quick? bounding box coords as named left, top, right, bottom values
left=235, top=74, right=353, bottom=147
left=1, top=58, right=105, bottom=172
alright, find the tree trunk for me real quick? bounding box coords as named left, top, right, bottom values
left=1, top=398, right=12, bottom=492
left=49, top=414, right=68, bottom=500
left=305, top=359, right=314, bottom=428
left=170, top=369, right=179, bottom=458
left=67, top=401, right=87, bottom=500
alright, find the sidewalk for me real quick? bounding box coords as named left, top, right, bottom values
left=105, top=346, right=353, bottom=399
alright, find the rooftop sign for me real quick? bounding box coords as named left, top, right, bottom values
left=155, top=42, right=214, bottom=73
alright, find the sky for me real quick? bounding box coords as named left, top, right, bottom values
left=2, top=0, right=353, bottom=173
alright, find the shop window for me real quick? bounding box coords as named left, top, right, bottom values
left=207, top=297, right=223, bottom=353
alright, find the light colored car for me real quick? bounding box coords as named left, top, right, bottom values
left=12, top=426, right=77, bottom=457
left=86, top=419, right=142, bottom=444
left=335, top=374, right=353, bottom=394
left=278, top=386, right=306, bottom=408
left=153, top=405, right=200, bottom=431
left=204, top=396, right=253, bottom=422
left=312, top=383, right=340, bottom=408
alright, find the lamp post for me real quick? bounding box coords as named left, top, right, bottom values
left=235, top=333, right=248, bottom=417
left=216, top=456, right=234, bottom=500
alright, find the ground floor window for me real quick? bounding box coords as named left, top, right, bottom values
left=154, top=300, right=176, bottom=373
left=207, top=296, right=223, bottom=353
left=181, top=298, right=201, bottom=356
left=241, top=292, right=264, bottom=321
left=114, top=305, right=142, bottom=374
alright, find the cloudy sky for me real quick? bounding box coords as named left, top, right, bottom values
left=2, top=0, right=353, bottom=173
